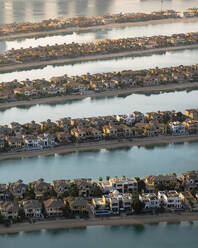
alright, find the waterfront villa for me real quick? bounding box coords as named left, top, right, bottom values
left=66, top=197, right=89, bottom=215
left=183, top=120, right=198, bottom=134
left=139, top=193, right=160, bottom=209
left=92, top=190, right=133, bottom=215
left=170, top=122, right=186, bottom=135
left=74, top=178, right=94, bottom=197
left=179, top=192, right=198, bottom=211
left=20, top=200, right=42, bottom=219
left=181, top=170, right=198, bottom=190
left=9, top=180, right=29, bottom=198
left=0, top=201, right=19, bottom=219
left=144, top=174, right=177, bottom=192
left=23, top=135, right=39, bottom=149
left=52, top=180, right=71, bottom=196
left=106, top=177, right=138, bottom=194
left=185, top=109, right=198, bottom=120
left=158, top=191, right=182, bottom=209
left=105, top=190, right=133, bottom=214
left=30, top=179, right=51, bottom=198
left=43, top=198, right=64, bottom=217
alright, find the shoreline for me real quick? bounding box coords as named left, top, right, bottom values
left=0, top=44, right=198, bottom=73
left=0, top=82, right=198, bottom=110
left=0, top=213, right=198, bottom=235
left=0, top=134, right=198, bottom=162
left=1, top=17, right=198, bottom=41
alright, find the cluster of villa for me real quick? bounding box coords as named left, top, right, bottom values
left=1, top=32, right=198, bottom=66
left=0, top=170, right=197, bottom=220
left=0, top=8, right=197, bottom=37
left=0, top=64, right=197, bottom=102
left=0, top=108, right=198, bottom=152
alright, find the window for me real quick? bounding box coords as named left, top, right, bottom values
left=112, top=203, right=118, bottom=207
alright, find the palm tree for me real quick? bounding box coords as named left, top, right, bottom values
left=99, top=177, right=103, bottom=182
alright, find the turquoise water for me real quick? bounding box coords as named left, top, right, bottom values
left=0, top=142, right=197, bottom=184
left=1, top=21, right=198, bottom=51
left=0, top=90, right=198, bottom=125
left=0, top=222, right=198, bottom=248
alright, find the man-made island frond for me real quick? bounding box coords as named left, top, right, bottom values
left=0, top=108, right=198, bottom=159
left=0, top=8, right=197, bottom=40
left=0, top=64, right=197, bottom=109
left=0, top=170, right=198, bottom=234
left=0, top=32, right=198, bottom=72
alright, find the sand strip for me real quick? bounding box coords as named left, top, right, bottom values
left=0, top=212, right=198, bottom=234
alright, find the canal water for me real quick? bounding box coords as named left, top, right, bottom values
left=0, top=222, right=198, bottom=248
left=1, top=49, right=198, bottom=82
left=0, top=142, right=197, bottom=184
left=1, top=21, right=198, bottom=51
left=0, top=90, right=198, bottom=125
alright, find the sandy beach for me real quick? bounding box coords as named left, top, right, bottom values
left=0, top=82, right=198, bottom=110
left=0, top=17, right=198, bottom=41
left=0, top=44, right=198, bottom=73
left=0, top=212, right=198, bottom=235
left=0, top=134, right=198, bottom=162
